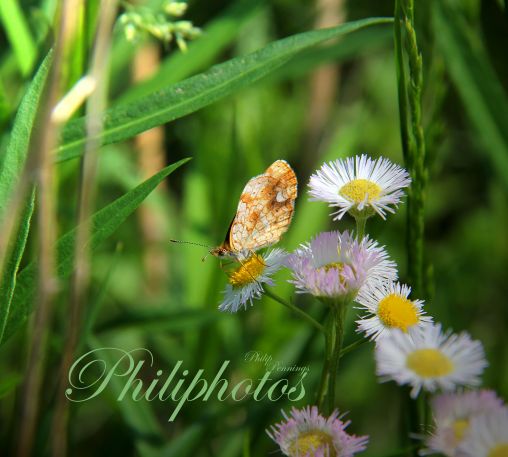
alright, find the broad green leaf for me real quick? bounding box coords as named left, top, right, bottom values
left=0, top=191, right=35, bottom=342
left=0, top=51, right=52, bottom=217
left=0, top=158, right=191, bottom=346
left=117, top=0, right=265, bottom=105
left=0, top=0, right=37, bottom=75
left=56, top=17, right=393, bottom=163
left=433, top=2, right=508, bottom=189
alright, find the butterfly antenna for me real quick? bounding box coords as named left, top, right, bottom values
left=169, top=239, right=211, bottom=249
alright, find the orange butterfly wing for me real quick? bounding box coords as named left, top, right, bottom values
left=227, top=160, right=297, bottom=255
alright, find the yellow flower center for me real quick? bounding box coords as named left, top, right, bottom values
left=377, top=293, right=419, bottom=331
left=406, top=349, right=454, bottom=378
left=488, top=444, right=508, bottom=457
left=452, top=419, right=469, bottom=441
left=228, top=254, right=265, bottom=288
left=339, top=178, right=382, bottom=204
left=289, top=430, right=335, bottom=457
left=319, top=262, right=344, bottom=273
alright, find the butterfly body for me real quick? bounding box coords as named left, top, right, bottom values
left=211, top=160, right=297, bottom=260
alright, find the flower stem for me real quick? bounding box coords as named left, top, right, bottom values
left=340, top=337, right=369, bottom=358
left=263, top=288, right=325, bottom=333
left=327, top=301, right=347, bottom=413
left=355, top=216, right=367, bottom=240
left=317, top=311, right=332, bottom=410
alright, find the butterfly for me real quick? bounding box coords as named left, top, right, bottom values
left=209, top=160, right=297, bottom=260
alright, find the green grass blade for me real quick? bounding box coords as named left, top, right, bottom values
left=0, top=191, right=35, bottom=343
left=270, top=25, right=392, bottom=81
left=433, top=2, right=508, bottom=189
left=117, top=0, right=265, bottom=105
left=0, top=51, right=52, bottom=217
left=56, top=17, right=393, bottom=163
left=0, top=158, right=191, bottom=346
left=0, top=0, right=37, bottom=75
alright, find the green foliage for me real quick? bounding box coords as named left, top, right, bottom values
left=0, top=0, right=37, bottom=75
left=433, top=1, right=508, bottom=190
left=0, top=52, right=52, bottom=343
left=0, top=158, right=190, bottom=346
left=56, top=17, right=392, bottom=162
left=116, top=0, right=265, bottom=104
left=0, top=1, right=507, bottom=456
left=0, top=51, right=52, bottom=216
left=0, top=191, right=34, bottom=343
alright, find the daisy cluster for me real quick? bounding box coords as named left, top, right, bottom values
left=217, top=155, right=506, bottom=457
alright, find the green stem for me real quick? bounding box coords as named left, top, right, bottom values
left=355, top=216, right=367, bottom=240
left=340, top=337, right=369, bottom=357
left=395, top=0, right=427, bottom=453
left=395, top=0, right=427, bottom=299
left=394, top=0, right=411, bottom=163
left=327, top=302, right=347, bottom=414
left=418, top=391, right=430, bottom=434
left=264, top=288, right=325, bottom=333
left=317, top=311, right=332, bottom=410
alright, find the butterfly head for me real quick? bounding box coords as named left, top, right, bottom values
left=210, top=246, right=231, bottom=258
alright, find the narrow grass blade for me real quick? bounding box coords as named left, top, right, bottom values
left=56, top=18, right=393, bottom=163
left=0, top=51, right=52, bottom=217
left=117, top=0, right=264, bottom=105
left=433, top=2, right=508, bottom=189
left=0, top=0, right=37, bottom=75
left=0, top=191, right=35, bottom=343
left=0, top=158, right=191, bottom=346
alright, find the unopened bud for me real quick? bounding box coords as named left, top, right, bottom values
left=124, top=23, right=137, bottom=42
left=164, top=1, right=188, bottom=17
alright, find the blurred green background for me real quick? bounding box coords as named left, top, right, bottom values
left=1, top=0, right=507, bottom=456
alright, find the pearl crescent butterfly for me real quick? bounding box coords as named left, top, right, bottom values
left=210, top=160, right=297, bottom=259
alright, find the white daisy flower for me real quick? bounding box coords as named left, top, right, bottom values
left=355, top=281, right=432, bottom=341
left=425, top=390, right=505, bottom=457
left=308, top=154, right=411, bottom=220
left=375, top=324, right=488, bottom=398
left=287, top=231, right=397, bottom=300
left=219, top=248, right=288, bottom=312
left=267, top=406, right=369, bottom=457
left=459, top=406, right=508, bottom=457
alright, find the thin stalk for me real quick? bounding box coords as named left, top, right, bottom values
left=395, top=0, right=427, bottom=298
left=418, top=391, right=430, bottom=435
left=264, top=288, right=324, bottom=333
left=355, top=216, right=367, bottom=240
left=15, top=2, right=79, bottom=455
left=394, top=0, right=411, bottom=162
left=51, top=2, right=118, bottom=456
left=134, top=44, right=168, bottom=297
left=395, top=0, right=427, bottom=452
left=327, top=302, right=346, bottom=413
left=340, top=337, right=369, bottom=357
left=317, top=310, right=332, bottom=410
